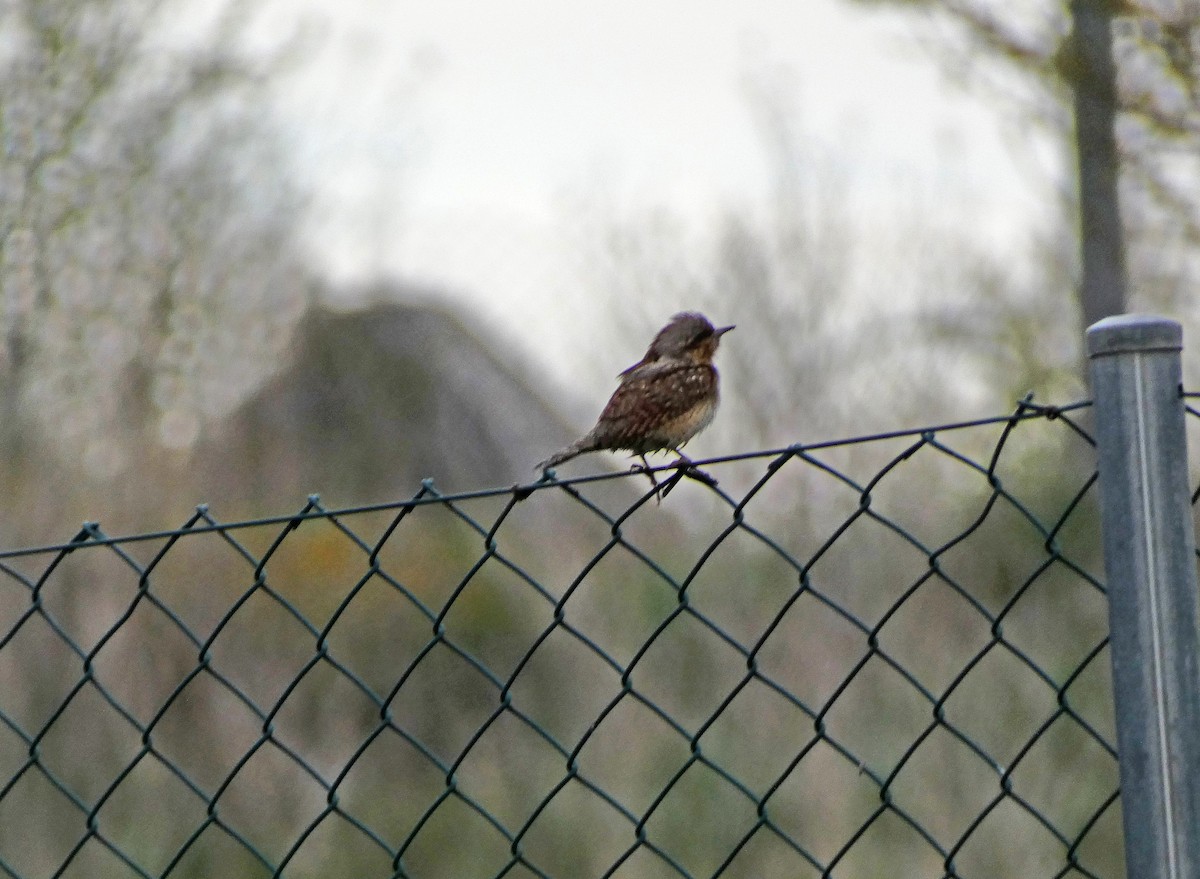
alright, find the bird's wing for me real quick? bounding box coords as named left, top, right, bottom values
left=594, top=364, right=716, bottom=446
left=618, top=356, right=652, bottom=378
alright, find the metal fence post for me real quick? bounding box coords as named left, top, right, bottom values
left=1088, top=314, right=1200, bottom=879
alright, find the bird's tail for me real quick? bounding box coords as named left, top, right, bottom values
left=536, top=437, right=596, bottom=472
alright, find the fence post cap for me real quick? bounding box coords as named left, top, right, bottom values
left=1086, top=314, right=1182, bottom=358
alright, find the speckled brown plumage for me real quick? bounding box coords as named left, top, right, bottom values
left=537, top=312, right=733, bottom=471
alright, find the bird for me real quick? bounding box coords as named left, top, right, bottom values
left=536, top=312, right=734, bottom=481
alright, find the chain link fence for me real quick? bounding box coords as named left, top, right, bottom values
left=3, top=316, right=1200, bottom=879
left=2, top=390, right=1137, bottom=879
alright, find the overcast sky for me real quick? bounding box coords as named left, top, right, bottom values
left=261, top=0, right=1050, bottom=376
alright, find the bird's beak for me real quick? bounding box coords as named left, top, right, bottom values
left=715, top=325, right=735, bottom=336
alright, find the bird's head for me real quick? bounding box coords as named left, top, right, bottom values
left=621, top=312, right=734, bottom=375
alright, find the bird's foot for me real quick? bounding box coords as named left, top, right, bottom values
left=628, top=457, right=667, bottom=503
left=660, top=456, right=718, bottom=498
left=628, top=461, right=658, bottom=483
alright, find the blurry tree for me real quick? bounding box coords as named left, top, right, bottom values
left=0, top=0, right=309, bottom=487
left=1072, top=0, right=1127, bottom=325
left=844, top=0, right=1200, bottom=336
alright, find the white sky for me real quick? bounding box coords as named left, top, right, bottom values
left=260, top=0, right=1051, bottom=375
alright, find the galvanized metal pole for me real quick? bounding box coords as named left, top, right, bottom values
left=1088, top=314, right=1200, bottom=879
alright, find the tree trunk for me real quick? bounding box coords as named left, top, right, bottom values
left=1071, top=0, right=1127, bottom=330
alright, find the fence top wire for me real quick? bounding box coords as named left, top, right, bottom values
left=0, top=397, right=1092, bottom=561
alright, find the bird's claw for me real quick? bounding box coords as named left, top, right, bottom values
left=660, top=458, right=717, bottom=498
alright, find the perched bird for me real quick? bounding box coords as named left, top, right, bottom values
left=537, top=312, right=734, bottom=476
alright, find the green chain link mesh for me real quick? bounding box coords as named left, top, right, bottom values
left=0, top=398, right=1145, bottom=878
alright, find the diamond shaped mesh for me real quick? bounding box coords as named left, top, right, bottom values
left=0, top=398, right=1135, bottom=878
